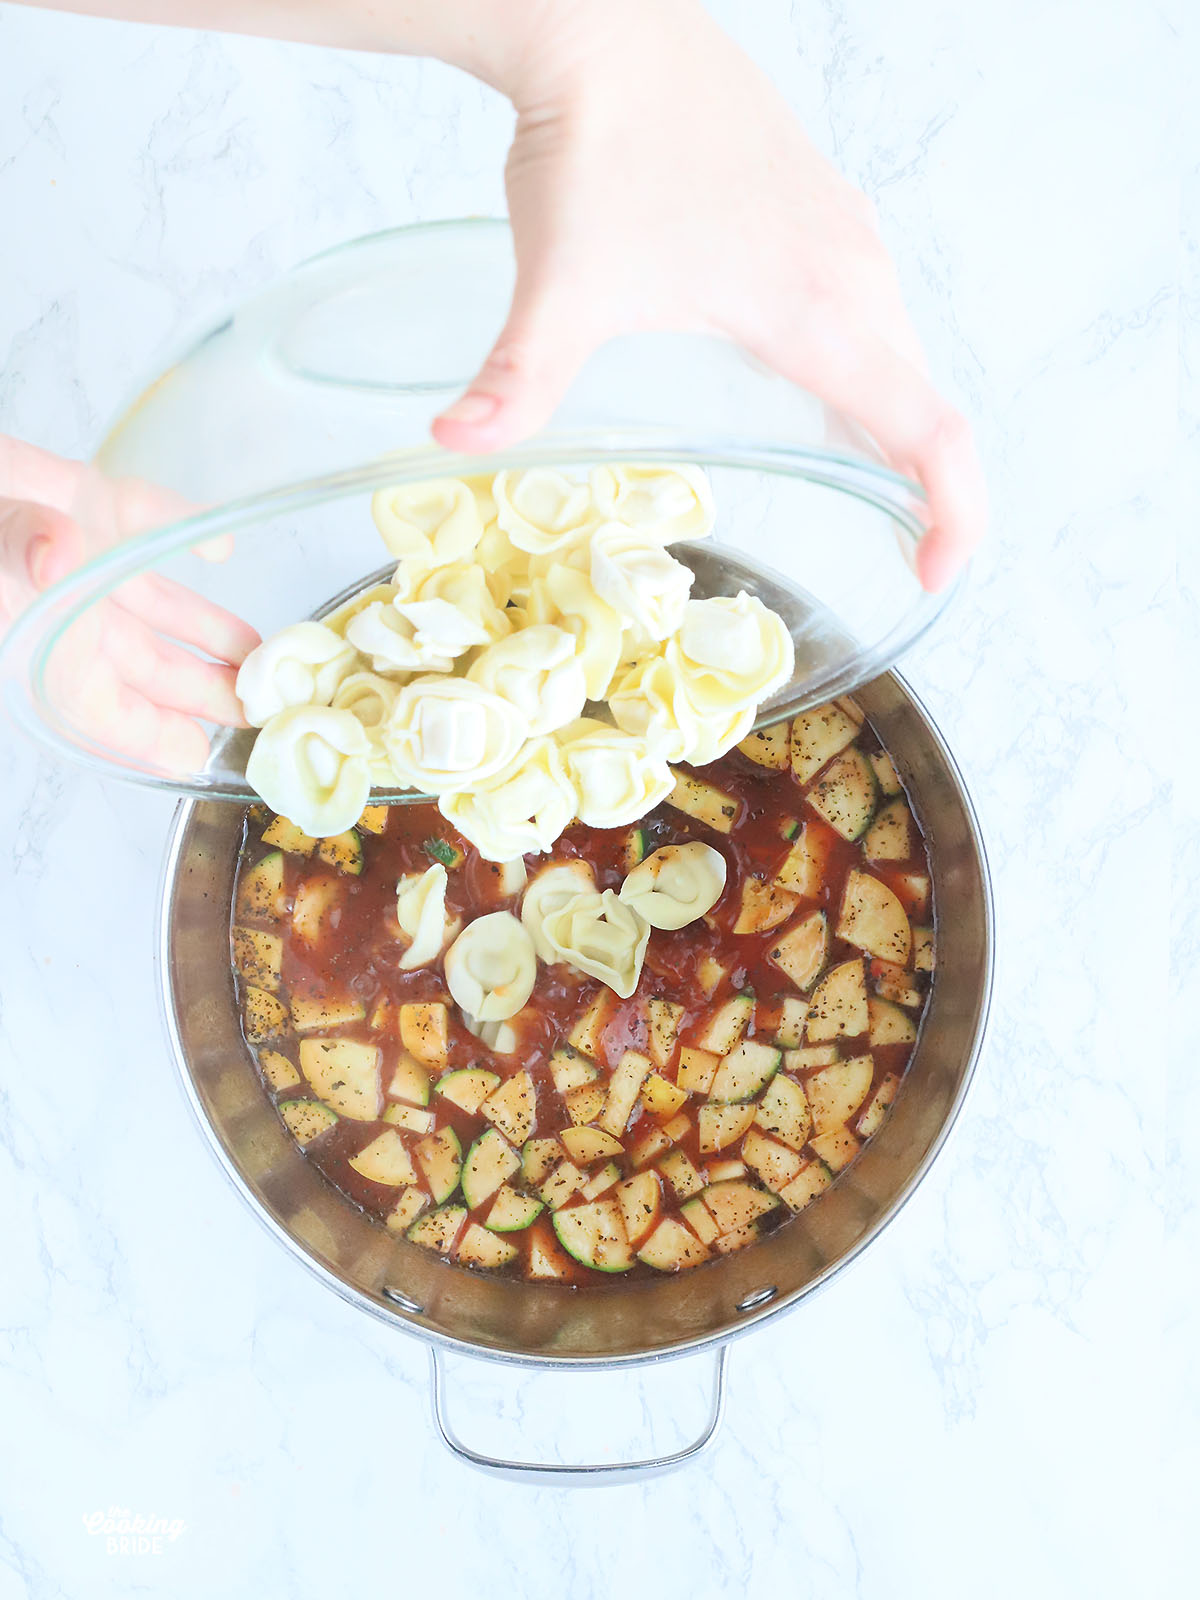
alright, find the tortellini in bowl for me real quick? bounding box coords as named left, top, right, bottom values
left=237, top=464, right=796, bottom=865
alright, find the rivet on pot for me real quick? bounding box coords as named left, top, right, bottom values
left=382, top=1287, right=425, bottom=1314
left=736, top=1286, right=778, bottom=1312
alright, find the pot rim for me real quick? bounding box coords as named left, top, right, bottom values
left=155, top=670, right=994, bottom=1370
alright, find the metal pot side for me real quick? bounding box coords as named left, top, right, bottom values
left=158, top=671, right=993, bottom=1368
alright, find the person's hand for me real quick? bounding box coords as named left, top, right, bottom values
left=432, top=0, right=985, bottom=591
left=0, top=436, right=258, bottom=770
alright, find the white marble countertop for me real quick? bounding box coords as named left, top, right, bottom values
left=0, top=2, right=1177, bottom=1594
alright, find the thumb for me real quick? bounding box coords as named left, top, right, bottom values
left=431, top=274, right=599, bottom=454
left=0, top=498, right=84, bottom=622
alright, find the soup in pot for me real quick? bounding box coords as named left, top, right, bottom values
left=231, top=701, right=934, bottom=1280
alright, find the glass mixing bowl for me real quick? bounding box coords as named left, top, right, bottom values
left=0, top=218, right=954, bottom=797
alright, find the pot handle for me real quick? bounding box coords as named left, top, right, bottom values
left=428, top=1344, right=729, bottom=1486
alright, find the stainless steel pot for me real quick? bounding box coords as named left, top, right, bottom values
left=158, top=671, right=993, bottom=1482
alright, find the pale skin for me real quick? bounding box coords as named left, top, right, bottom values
left=5, top=0, right=987, bottom=764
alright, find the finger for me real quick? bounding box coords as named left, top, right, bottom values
left=431, top=275, right=601, bottom=452
left=756, top=320, right=986, bottom=591
left=64, top=652, right=214, bottom=776
left=109, top=570, right=261, bottom=665
left=97, top=602, right=249, bottom=726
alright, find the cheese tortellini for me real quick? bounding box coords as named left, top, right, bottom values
left=245, top=704, right=372, bottom=838
left=371, top=477, right=485, bottom=566
left=395, top=863, right=455, bottom=970
left=539, top=888, right=650, bottom=999
left=384, top=676, right=528, bottom=794
left=239, top=466, right=796, bottom=861
left=520, top=859, right=598, bottom=962
left=468, top=625, right=587, bottom=738
left=618, top=842, right=728, bottom=931
left=443, top=912, right=538, bottom=1022
left=236, top=622, right=356, bottom=728
left=589, top=464, right=716, bottom=544
left=556, top=719, right=674, bottom=829
left=438, top=737, right=576, bottom=862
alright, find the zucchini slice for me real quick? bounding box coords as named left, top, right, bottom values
left=835, top=695, right=865, bottom=727
left=456, top=1222, right=519, bottom=1268
left=356, top=805, right=389, bottom=836
left=645, top=998, right=684, bottom=1068
left=757, top=996, right=807, bottom=1048
left=773, top=829, right=823, bottom=898
left=732, top=878, right=800, bottom=935
left=233, top=927, right=283, bottom=992
left=657, top=1149, right=704, bottom=1201
left=243, top=986, right=290, bottom=1043
left=383, top=1103, right=436, bottom=1135
left=521, top=1138, right=563, bottom=1185
left=741, top=1129, right=803, bottom=1193
left=399, top=1002, right=450, bottom=1069
left=837, top=870, right=912, bottom=966
left=315, top=829, right=364, bottom=875
left=736, top=722, right=790, bottom=770
left=480, top=1070, right=537, bottom=1146
left=299, top=1038, right=382, bottom=1120
left=753, top=1073, right=813, bottom=1151
left=548, top=1045, right=598, bottom=1095
left=789, top=704, right=859, bottom=785
left=388, top=1054, right=432, bottom=1107
left=665, top=768, right=740, bottom=834
left=807, top=1126, right=860, bottom=1172
left=691, top=993, right=754, bottom=1056
left=677, top=1046, right=720, bottom=1095
left=869, top=751, right=903, bottom=797
left=567, top=989, right=614, bottom=1058
left=784, top=1043, right=839, bottom=1069
left=807, top=747, right=877, bottom=841
left=704, top=1159, right=746, bottom=1183
left=290, top=994, right=367, bottom=1032
left=714, top=1222, right=760, bottom=1254
left=559, top=1125, right=624, bottom=1165
left=598, top=1050, right=653, bottom=1137
left=912, top=926, right=934, bottom=973
left=258, top=1048, right=301, bottom=1091
left=538, top=1160, right=585, bottom=1210
left=461, top=1127, right=521, bottom=1210
left=708, top=1039, right=781, bottom=1103
left=640, top=1072, right=690, bottom=1118
left=806, top=1054, right=874, bottom=1133
left=868, top=997, right=917, bottom=1046
left=766, top=911, right=828, bottom=992
left=385, top=1186, right=429, bottom=1233
left=414, top=1126, right=464, bottom=1203
left=679, top=1197, right=720, bottom=1245
left=436, top=1067, right=500, bottom=1115
left=806, top=959, right=869, bottom=1041
left=291, top=875, right=341, bottom=946
left=408, top=1204, right=467, bottom=1254
left=485, top=1185, right=544, bottom=1232
left=580, top=1161, right=621, bottom=1200
left=698, top=1102, right=756, bottom=1154
left=236, top=851, right=286, bottom=922
left=863, top=798, right=914, bottom=862
left=856, top=1072, right=900, bottom=1137
left=261, top=816, right=317, bottom=855
left=279, top=1099, right=337, bottom=1145
left=637, top=1216, right=711, bottom=1271
left=552, top=1199, right=634, bottom=1273
left=564, top=1082, right=607, bottom=1126
left=348, top=1129, right=418, bottom=1187
left=615, top=1170, right=662, bottom=1244
left=778, top=1160, right=833, bottom=1211
left=697, top=1179, right=778, bottom=1234
left=621, top=825, right=650, bottom=871
left=629, top=1124, right=673, bottom=1168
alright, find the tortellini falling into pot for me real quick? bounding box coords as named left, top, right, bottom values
left=539, top=888, right=651, bottom=1000
left=395, top=863, right=458, bottom=970
left=443, top=912, right=538, bottom=1022
left=520, top=859, right=599, bottom=963
left=618, top=842, right=728, bottom=931
left=245, top=704, right=372, bottom=838
left=236, top=621, right=356, bottom=728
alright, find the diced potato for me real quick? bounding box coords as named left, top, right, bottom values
left=549, top=1045, right=598, bottom=1095
left=658, top=1149, right=705, bottom=1200
left=912, top=926, right=935, bottom=972
left=677, top=1046, right=720, bottom=1095
left=244, top=986, right=290, bottom=1043
left=564, top=1082, right=607, bottom=1125
left=290, top=994, right=367, bottom=1032
left=784, top=1044, right=839, bottom=1069
left=258, top=1049, right=301, bottom=1091
left=233, top=927, right=283, bottom=991
left=385, top=1187, right=429, bottom=1232
left=560, top=1126, right=624, bottom=1165
left=640, top=1072, right=690, bottom=1118
left=568, top=990, right=614, bottom=1058
left=261, top=816, right=317, bottom=855
left=480, top=1071, right=537, bottom=1146
left=808, top=1126, right=861, bottom=1172
left=356, top=805, right=389, bottom=835
left=666, top=769, right=741, bottom=833
left=645, top=998, right=684, bottom=1068
left=856, top=1072, right=900, bottom=1137
left=383, top=1103, right=437, bottom=1135
left=399, top=1002, right=450, bottom=1068
left=737, top=722, right=789, bottom=769
left=598, top=1050, right=652, bottom=1137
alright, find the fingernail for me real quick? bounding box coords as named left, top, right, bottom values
left=437, top=392, right=501, bottom=426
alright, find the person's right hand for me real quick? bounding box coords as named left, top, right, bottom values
left=0, top=435, right=259, bottom=771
